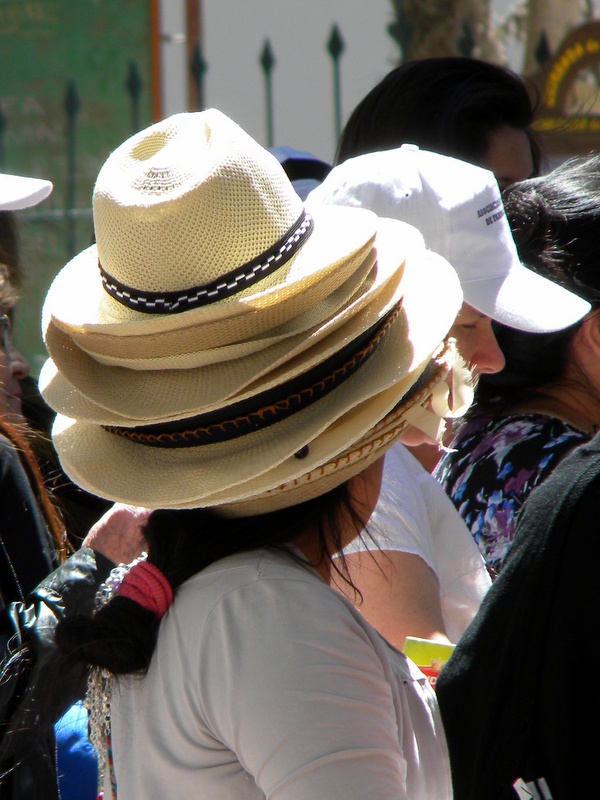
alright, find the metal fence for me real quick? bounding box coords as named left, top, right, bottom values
left=4, top=10, right=479, bottom=370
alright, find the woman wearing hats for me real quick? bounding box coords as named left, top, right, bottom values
left=18, top=109, right=476, bottom=799
left=0, top=173, right=65, bottom=605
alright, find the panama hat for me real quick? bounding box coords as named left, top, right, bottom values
left=309, top=144, right=591, bottom=333
left=46, top=247, right=463, bottom=510
left=0, top=172, right=52, bottom=211
left=40, top=217, right=431, bottom=424
left=42, top=110, right=464, bottom=512
left=48, top=277, right=461, bottom=511
left=45, top=239, right=374, bottom=370
left=42, top=110, right=379, bottom=347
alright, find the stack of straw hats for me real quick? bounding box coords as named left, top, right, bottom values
left=39, top=110, right=463, bottom=515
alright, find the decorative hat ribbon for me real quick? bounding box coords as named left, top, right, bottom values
left=100, top=211, right=313, bottom=314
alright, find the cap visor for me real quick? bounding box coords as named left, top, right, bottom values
left=0, top=174, right=52, bottom=210
left=463, top=264, right=590, bottom=333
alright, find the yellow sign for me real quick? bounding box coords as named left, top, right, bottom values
left=532, top=22, right=600, bottom=154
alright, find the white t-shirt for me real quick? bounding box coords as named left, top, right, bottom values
left=110, top=548, right=452, bottom=800
left=345, top=443, right=491, bottom=642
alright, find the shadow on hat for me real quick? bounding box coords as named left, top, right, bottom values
left=40, top=110, right=464, bottom=514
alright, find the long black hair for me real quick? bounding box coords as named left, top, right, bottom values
left=55, top=479, right=367, bottom=675
left=0, top=479, right=368, bottom=790
left=469, top=155, right=600, bottom=417
left=335, top=56, right=541, bottom=172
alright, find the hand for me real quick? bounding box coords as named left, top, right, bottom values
left=83, top=503, right=151, bottom=564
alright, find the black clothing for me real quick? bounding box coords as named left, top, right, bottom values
left=0, top=434, right=56, bottom=605
left=436, top=434, right=600, bottom=800
left=0, top=547, right=113, bottom=799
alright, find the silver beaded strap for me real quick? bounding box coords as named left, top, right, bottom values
left=85, top=551, right=149, bottom=796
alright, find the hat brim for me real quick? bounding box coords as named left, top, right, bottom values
left=215, top=353, right=453, bottom=516
left=44, top=205, right=380, bottom=339
left=48, top=248, right=462, bottom=508
left=0, top=173, right=52, bottom=211
left=40, top=219, right=426, bottom=424
left=66, top=246, right=376, bottom=369
left=463, top=256, right=590, bottom=333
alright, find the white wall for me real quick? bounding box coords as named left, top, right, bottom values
left=158, top=1, right=526, bottom=163
left=159, top=0, right=400, bottom=164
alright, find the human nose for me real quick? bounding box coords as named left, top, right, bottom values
left=8, top=345, right=30, bottom=381
left=470, top=321, right=505, bottom=375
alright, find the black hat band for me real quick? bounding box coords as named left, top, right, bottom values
left=103, top=303, right=401, bottom=448
left=99, top=210, right=313, bottom=315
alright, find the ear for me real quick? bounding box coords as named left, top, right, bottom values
left=573, top=310, right=600, bottom=365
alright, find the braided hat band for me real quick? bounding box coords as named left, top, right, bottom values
left=102, top=305, right=399, bottom=448
left=99, top=211, right=313, bottom=315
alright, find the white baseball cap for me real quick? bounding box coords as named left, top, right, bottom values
left=308, top=144, right=590, bottom=333
left=0, top=172, right=53, bottom=211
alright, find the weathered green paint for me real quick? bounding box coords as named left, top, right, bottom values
left=0, top=0, right=155, bottom=371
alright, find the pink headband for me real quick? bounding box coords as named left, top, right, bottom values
left=117, top=560, right=173, bottom=620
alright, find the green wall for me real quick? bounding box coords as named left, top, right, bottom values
left=0, top=0, right=156, bottom=373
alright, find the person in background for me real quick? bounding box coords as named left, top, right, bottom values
left=336, top=56, right=540, bottom=474
left=0, top=172, right=142, bottom=799
left=8, top=108, right=471, bottom=799
left=0, top=171, right=111, bottom=544
left=270, top=145, right=331, bottom=200
left=308, top=145, right=589, bottom=648
left=437, top=430, right=600, bottom=798
left=435, top=164, right=600, bottom=794
left=336, top=56, right=538, bottom=188
left=435, top=156, right=600, bottom=577
left=0, top=174, right=67, bottom=603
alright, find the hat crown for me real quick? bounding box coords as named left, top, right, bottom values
left=93, top=110, right=304, bottom=295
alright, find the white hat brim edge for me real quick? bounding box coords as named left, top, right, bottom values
left=464, top=262, right=591, bottom=333
left=0, top=174, right=52, bottom=211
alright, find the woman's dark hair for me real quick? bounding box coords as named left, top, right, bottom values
left=0, top=212, right=20, bottom=291
left=469, top=155, right=600, bottom=416
left=0, top=417, right=69, bottom=563
left=0, top=264, right=68, bottom=561
left=335, top=57, right=541, bottom=173
left=56, top=480, right=367, bottom=675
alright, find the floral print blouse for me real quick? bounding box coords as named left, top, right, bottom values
left=434, top=414, right=590, bottom=578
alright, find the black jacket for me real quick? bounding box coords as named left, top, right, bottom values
left=0, top=547, right=113, bottom=799
left=437, top=434, right=600, bottom=800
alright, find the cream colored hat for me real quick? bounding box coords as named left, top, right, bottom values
left=43, top=110, right=378, bottom=347
left=41, top=109, right=464, bottom=512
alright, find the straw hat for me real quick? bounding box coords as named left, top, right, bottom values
left=40, top=217, right=429, bottom=423
left=41, top=109, right=464, bottom=512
